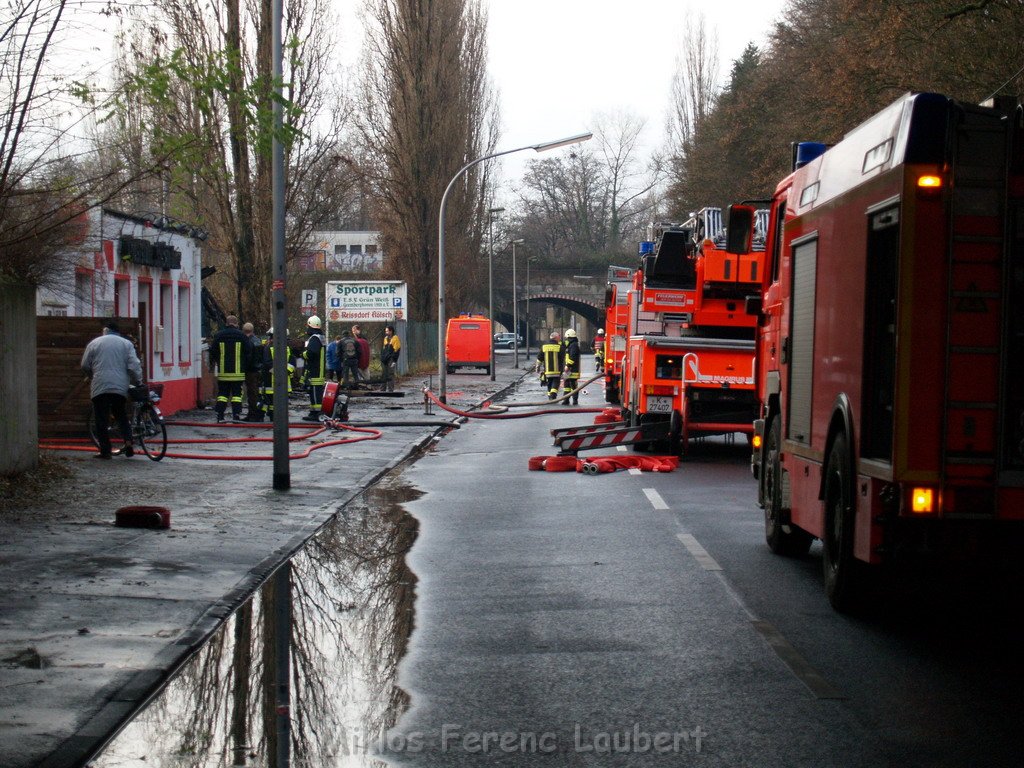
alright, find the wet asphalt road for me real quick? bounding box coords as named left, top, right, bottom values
left=12, top=352, right=1021, bottom=767
left=385, top=366, right=1024, bottom=767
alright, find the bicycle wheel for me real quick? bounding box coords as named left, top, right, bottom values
left=87, top=408, right=128, bottom=455
left=137, top=407, right=167, bottom=461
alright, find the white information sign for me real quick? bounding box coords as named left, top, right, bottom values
left=300, top=288, right=318, bottom=317
left=325, top=280, right=408, bottom=322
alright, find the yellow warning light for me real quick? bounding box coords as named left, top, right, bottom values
left=910, top=487, right=934, bottom=514
left=917, top=175, right=942, bottom=189
left=752, top=434, right=763, bottom=450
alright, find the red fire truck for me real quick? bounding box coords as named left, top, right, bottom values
left=738, top=92, right=1024, bottom=610
left=618, top=212, right=765, bottom=453
left=602, top=264, right=635, bottom=404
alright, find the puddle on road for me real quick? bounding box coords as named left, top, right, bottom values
left=92, top=476, right=421, bottom=767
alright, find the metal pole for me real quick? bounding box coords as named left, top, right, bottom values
left=512, top=240, right=518, bottom=369
left=270, top=0, right=289, bottom=490
left=488, top=213, right=495, bottom=381
left=274, top=562, right=291, bottom=768
left=525, top=256, right=530, bottom=359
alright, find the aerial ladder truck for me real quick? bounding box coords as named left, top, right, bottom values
left=618, top=210, right=766, bottom=454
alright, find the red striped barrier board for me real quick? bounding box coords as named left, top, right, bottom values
left=550, top=422, right=626, bottom=441
left=554, top=421, right=669, bottom=455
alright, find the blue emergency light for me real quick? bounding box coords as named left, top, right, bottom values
left=794, top=142, right=827, bottom=170
left=638, top=241, right=655, bottom=255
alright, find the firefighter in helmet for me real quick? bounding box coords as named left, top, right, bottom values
left=561, top=328, right=581, bottom=405
left=593, top=327, right=606, bottom=372
left=210, top=315, right=249, bottom=423
left=302, top=315, right=327, bottom=422
left=260, top=327, right=294, bottom=420
left=537, top=331, right=563, bottom=400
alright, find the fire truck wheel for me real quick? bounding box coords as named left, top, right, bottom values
left=823, top=433, right=860, bottom=611
left=667, top=409, right=683, bottom=457
left=764, top=417, right=812, bottom=557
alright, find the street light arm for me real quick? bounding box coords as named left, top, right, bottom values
left=438, top=131, right=593, bottom=402
left=532, top=132, right=593, bottom=152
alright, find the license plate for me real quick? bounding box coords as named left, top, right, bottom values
left=646, top=396, right=674, bottom=413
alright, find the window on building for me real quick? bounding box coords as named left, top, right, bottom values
left=367, top=244, right=378, bottom=255
left=350, top=244, right=363, bottom=255
left=74, top=271, right=93, bottom=315
left=178, top=284, right=191, bottom=363
left=114, top=278, right=131, bottom=316
left=334, top=244, right=347, bottom=254
left=160, top=282, right=173, bottom=364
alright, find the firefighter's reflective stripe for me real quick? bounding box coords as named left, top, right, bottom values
left=217, top=341, right=245, bottom=381
left=262, top=347, right=294, bottom=394
left=563, top=339, right=581, bottom=381
left=539, top=343, right=562, bottom=376
left=304, top=334, right=326, bottom=385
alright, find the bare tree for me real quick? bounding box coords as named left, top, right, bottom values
left=358, top=0, right=499, bottom=320
left=666, top=11, right=720, bottom=158
left=0, top=0, right=177, bottom=287
left=514, top=113, right=660, bottom=272
left=102, top=0, right=356, bottom=325
left=593, top=109, right=662, bottom=251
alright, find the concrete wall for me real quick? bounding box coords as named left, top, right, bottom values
left=0, top=283, right=38, bottom=474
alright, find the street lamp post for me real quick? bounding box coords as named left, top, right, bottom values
left=525, top=254, right=533, bottom=360
left=487, top=207, right=504, bottom=381
left=511, top=238, right=524, bottom=368
left=438, top=131, right=593, bottom=403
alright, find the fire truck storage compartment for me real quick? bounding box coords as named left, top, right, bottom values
left=860, top=204, right=900, bottom=462
left=787, top=236, right=817, bottom=446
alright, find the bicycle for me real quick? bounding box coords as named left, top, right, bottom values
left=87, top=384, right=168, bottom=461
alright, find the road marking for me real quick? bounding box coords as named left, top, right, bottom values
left=674, top=533, right=844, bottom=700
left=643, top=488, right=669, bottom=510
left=751, top=621, right=845, bottom=700
left=628, top=468, right=641, bottom=475
left=676, top=533, right=721, bottom=570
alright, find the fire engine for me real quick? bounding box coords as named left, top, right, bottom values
left=736, top=92, right=1024, bottom=610
left=618, top=210, right=766, bottom=453
left=601, top=264, right=635, bottom=404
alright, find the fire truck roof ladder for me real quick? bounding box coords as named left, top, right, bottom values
left=942, top=103, right=1008, bottom=508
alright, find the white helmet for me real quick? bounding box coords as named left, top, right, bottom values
left=564, top=328, right=577, bottom=338
left=266, top=327, right=273, bottom=335
left=307, top=315, right=322, bottom=329
left=597, top=328, right=604, bottom=334
left=549, top=331, right=560, bottom=340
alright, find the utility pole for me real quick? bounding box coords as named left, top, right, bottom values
left=487, top=207, right=504, bottom=381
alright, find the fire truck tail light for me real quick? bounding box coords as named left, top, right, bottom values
left=751, top=434, right=762, bottom=450
left=917, top=174, right=942, bottom=188
left=910, top=487, right=935, bottom=514
left=645, top=385, right=677, bottom=397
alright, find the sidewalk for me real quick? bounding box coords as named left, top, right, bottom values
left=0, top=365, right=523, bottom=768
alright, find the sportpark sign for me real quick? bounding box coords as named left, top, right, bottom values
left=325, top=280, right=408, bottom=322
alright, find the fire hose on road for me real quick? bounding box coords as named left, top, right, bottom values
left=39, top=420, right=385, bottom=461
left=422, top=372, right=607, bottom=419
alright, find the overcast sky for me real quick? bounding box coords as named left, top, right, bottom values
left=336, top=0, right=788, bottom=190
left=484, top=0, right=788, bottom=186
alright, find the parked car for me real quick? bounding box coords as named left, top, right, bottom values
left=493, top=332, right=523, bottom=349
